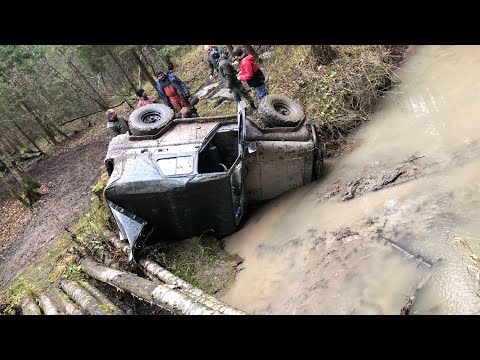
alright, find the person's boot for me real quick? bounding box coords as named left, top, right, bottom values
left=191, top=106, right=199, bottom=117
left=250, top=103, right=258, bottom=115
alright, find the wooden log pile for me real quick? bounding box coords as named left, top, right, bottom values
left=20, top=237, right=246, bottom=315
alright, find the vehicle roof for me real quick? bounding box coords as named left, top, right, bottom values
left=105, top=119, right=237, bottom=161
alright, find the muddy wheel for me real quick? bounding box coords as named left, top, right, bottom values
left=129, top=104, right=174, bottom=136
left=258, top=94, right=305, bottom=128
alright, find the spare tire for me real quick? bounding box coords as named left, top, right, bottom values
left=258, top=94, right=305, bottom=128
left=128, top=104, right=174, bottom=136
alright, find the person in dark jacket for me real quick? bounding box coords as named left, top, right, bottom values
left=233, top=47, right=269, bottom=100
left=155, top=70, right=198, bottom=116
left=105, top=108, right=129, bottom=138
left=204, top=45, right=220, bottom=82
left=217, top=52, right=257, bottom=114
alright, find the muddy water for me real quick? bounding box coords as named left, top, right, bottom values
left=222, top=45, right=480, bottom=314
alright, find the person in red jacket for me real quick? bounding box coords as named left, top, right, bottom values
left=233, top=47, right=269, bottom=100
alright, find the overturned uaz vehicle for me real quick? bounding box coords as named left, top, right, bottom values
left=104, top=95, right=324, bottom=260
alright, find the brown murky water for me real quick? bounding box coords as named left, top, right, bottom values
left=222, top=45, right=480, bottom=314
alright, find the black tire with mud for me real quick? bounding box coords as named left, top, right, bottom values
left=129, top=104, right=174, bottom=136
left=258, top=94, right=305, bottom=128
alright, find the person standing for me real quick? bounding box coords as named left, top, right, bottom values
left=105, top=108, right=129, bottom=138
left=204, top=45, right=220, bottom=82
left=155, top=70, right=198, bottom=116
left=217, top=52, right=257, bottom=114
left=233, top=47, right=269, bottom=100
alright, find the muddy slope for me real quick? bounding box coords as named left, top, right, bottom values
left=0, top=131, right=110, bottom=290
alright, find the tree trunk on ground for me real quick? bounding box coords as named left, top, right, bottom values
left=38, top=293, right=61, bottom=315
left=110, top=238, right=246, bottom=315
left=50, top=287, right=84, bottom=315
left=141, top=265, right=164, bottom=283
left=60, top=279, right=112, bottom=315
left=225, top=45, right=234, bottom=57
left=139, top=257, right=246, bottom=315
left=311, top=45, right=336, bottom=66
left=243, top=45, right=262, bottom=64
left=80, top=256, right=221, bottom=315
left=0, top=174, right=30, bottom=208
left=106, top=48, right=137, bottom=93
left=67, top=61, right=109, bottom=110
left=12, top=121, right=45, bottom=155
left=129, top=49, right=157, bottom=89
left=21, top=297, right=42, bottom=315
left=79, top=281, right=125, bottom=315
left=20, top=101, right=59, bottom=146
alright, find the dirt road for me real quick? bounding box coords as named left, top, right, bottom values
left=0, top=129, right=110, bottom=290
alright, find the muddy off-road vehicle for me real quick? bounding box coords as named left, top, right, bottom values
left=104, top=95, right=324, bottom=260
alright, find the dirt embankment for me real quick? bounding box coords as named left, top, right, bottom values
left=0, top=127, right=110, bottom=290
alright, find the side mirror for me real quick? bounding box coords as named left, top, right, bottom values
left=247, top=142, right=257, bottom=154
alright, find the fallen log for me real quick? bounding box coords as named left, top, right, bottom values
left=139, top=257, right=246, bottom=315
left=21, top=297, right=42, bottom=315
left=38, top=293, right=61, bottom=315
left=110, top=237, right=246, bottom=315
left=60, top=279, right=111, bottom=315
left=113, top=297, right=135, bottom=315
left=80, top=257, right=221, bottom=315
left=141, top=265, right=165, bottom=284
left=50, top=287, right=84, bottom=315
left=79, top=281, right=125, bottom=315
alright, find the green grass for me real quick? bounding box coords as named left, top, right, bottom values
left=146, top=235, right=236, bottom=295
left=266, top=45, right=402, bottom=154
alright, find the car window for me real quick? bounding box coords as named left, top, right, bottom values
left=157, top=156, right=193, bottom=176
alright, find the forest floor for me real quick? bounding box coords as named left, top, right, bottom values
left=0, top=121, right=110, bottom=291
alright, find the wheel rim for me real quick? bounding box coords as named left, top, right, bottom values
left=141, top=111, right=163, bottom=124
left=273, top=102, right=291, bottom=116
